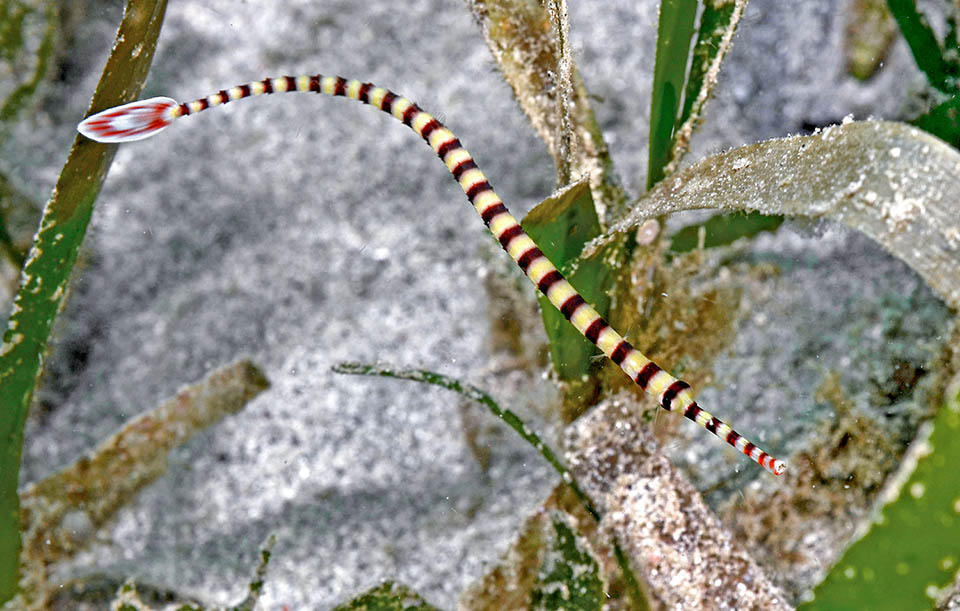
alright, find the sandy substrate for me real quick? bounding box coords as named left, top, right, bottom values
left=4, top=0, right=951, bottom=608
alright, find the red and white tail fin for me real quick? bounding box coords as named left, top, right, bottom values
left=78, top=97, right=180, bottom=143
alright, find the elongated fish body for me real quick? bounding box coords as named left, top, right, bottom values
left=79, top=75, right=786, bottom=476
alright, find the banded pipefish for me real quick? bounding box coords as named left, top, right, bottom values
left=78, top=75, right=786, bottom=476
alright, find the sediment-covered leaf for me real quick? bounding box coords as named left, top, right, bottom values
left=467, top=0, right=625, bottom=219
left=564, top=395, right=791, bottom=610
left=590, top=120, right=960, bottom=310
left=15, top=360, right=269, bottom=610
left=529, top=513, right=604, bottom=610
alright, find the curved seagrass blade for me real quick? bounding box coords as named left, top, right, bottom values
left=590, top=120, right=960, bottom=310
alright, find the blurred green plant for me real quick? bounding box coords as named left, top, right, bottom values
left=530, top=515, right=604, bottom=609
left=0, top=1, right=57, bottom=274
left=888, top=0, right=960, bottom=94
left=0, top=216, right=22, bottom=268
left=913, top=95, right=960, bottom=147
left=0, top=161, right=45, bottom=273
left=331, top=581, right=439, bottom=610
left=888, top=0, right=960, bottom=147
left=0, top=0, right=58, bottom=123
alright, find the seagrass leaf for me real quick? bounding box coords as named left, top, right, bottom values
left=591, top=120, right=960, bottom=309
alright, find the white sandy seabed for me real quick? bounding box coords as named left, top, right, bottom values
left=7, top=0, right=949, bottom=608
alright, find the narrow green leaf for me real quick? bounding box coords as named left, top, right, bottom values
left=679, top=2, right=736, bottom=127
left=912, top=93, right=960, bottom=148
left=801, top=384, right=960, bottom=609
left=332, top=362, right=645, bottom=608
left=648, top=0, right=698, bottom=189
left=332, top=581, right=439, bottom=611
left=530, top=514, right=604, bottom=610
left=888, top=0, right=960, bottom=93
left=666, top=0, right=747, bottom=180
left=668, top=211, right=784, bottom=255
left=332, top=362, right=600, bottom=521
left=0, top=0, right=168, bottom=601
left=522, top=180, right=612, bottom=382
